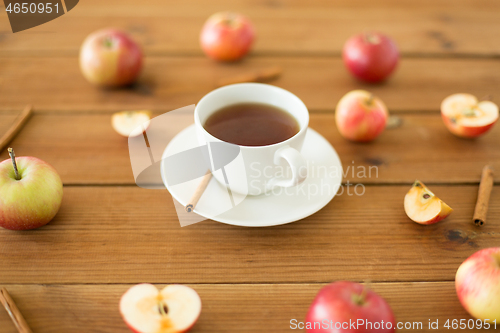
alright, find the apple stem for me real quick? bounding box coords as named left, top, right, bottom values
left=7, top=148, right=20, bottom=181
left=103, top=37, right=113, bottom=48
left=363, top=32, right=379, bottom=44
left=356, top=280, right=373, bottom=306
left=366, top=94, right=375, bottom=106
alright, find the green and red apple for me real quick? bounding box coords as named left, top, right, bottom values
left=441, top=94, right=498, bottom=138
left=0, top=149, right=63, bottom=230
left=80, top=28, right=143, bottom=87
left=456, top=247, right=500, bottom=321
left=335, top=90, right=388, bottom=142
left=120, top=283, right=202, bottom=333
left=404, top=180, right=452, bottom=225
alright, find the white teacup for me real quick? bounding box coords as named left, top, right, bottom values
left=195, top=83, right=309, bottom=196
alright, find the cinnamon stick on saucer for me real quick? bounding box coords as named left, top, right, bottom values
left=473, top=165, right=494, bottom=226
left=0, top=288, right=33, bottom=333
left=217, top=66, right=282, bottom=87
left=185, top=170, right=213, bottom=213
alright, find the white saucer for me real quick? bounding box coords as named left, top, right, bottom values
left=161, top=124, right=342, bottom=227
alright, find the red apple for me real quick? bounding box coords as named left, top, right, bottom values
left=343, top=32, right=399, bottom=83
left=404, top=180, right=453, bottom=225
left=120, top=283, right=202, bottom=333
left=80, top=28, right=143, bottom=87
left=456, top=247, right=500, bottom=321
left=112, top=110, right=152, bottom=137
left=200, top=12, right=255, bottom=62
left=0, top=149, right=63, bottom=230
left=306, top=281, right=396, bottom=332
left=441, top=93, right=498, bottom=138
left=335, top=90, right=388, bottom=142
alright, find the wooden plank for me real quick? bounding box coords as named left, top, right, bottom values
left=1, top=56, right=500, bottom=113
left=1, top=113, right=499, bottom=184
left=0, top=282, right=483, bottom=333
left=1, top=0, right=500, bottom=56
left=0, top=185, right=498, bottom=284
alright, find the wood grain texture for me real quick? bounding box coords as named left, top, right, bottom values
left=0, top=0, right=500, bottom=57
left=0, top=282, right=484, bottom=333
left=1, top=113, right=498, bottom=184
left=0, top=185, right=498, bottom=284
left=0, top=57, right=500, bottom=112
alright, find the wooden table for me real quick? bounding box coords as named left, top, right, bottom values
left=1, top=0, right=499, bottom=332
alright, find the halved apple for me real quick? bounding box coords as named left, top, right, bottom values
left=120, top=283, right=202, bottom=333
left=112, top=110, right=152, bottom=137
left=441, top=94, right=498, bottom=138
left=404, top=180, right=453, bottom=225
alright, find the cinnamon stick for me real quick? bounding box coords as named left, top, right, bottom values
left=0, top=105, right=33, bottom=152
left=185, top=170, right=212, bottom=212
left=473, top=165, right=494, bottom=226
left=0, top=287, right=33, bottom=333
left=217, top=66, right=282, bottom=87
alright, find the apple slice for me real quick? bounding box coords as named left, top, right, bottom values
left=120, top=284, right=202, bottom=333
left=441, top=93, right=498, bottom=138
left=112, top=110, right=152, bottom=137
left=404, top=180, right=452, bottom=225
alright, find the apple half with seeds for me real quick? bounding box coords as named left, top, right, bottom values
left=112, top=110, right=151, bottom=137
left=404, top=180, right=452, bottom=225
left=120, top=284, right=202, bottom=333
left=441, top=93, right=498, bottom=138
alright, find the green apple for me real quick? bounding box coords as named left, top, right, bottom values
left=0, top=149, right=63, bottom=230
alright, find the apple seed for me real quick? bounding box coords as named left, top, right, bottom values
left=158, top=302, right=169, bottom=316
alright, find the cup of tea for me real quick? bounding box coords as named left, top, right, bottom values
left=195, top=83, right=309, bottom=196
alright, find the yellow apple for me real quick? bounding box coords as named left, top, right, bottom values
left=0, top=150, right=63, bottom=230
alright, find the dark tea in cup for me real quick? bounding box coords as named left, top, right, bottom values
left=203, top=102, right=299, bottom=146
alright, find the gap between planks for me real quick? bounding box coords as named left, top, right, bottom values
left=0, top=50, right=500, bottom=59
left=59, top=182, right=500, bottom=187
left=0, top=280, right=456, bottom=286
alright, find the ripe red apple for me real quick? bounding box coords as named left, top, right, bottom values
left=343, top=32, right=399, bottom=83
left=335, top=90, right=388, bottom=142
left=80, top=28, right=143, bottom=87
left=306, top=281, right=395, bottom=333
left=404, top=180, right=453, bottom=225
left=112, top=110, right=152, bottom=137
left=0, top=149, right=63, bottom=230
left=200, top=12, right=255, bottom=62
left=441, top=93, right=498, bottom=138
left=456, top=247, right=500, bottom=321
left=120, top=283, right=202, bottom=333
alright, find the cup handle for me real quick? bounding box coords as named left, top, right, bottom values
left=266, top=146, right=307, bottom=189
